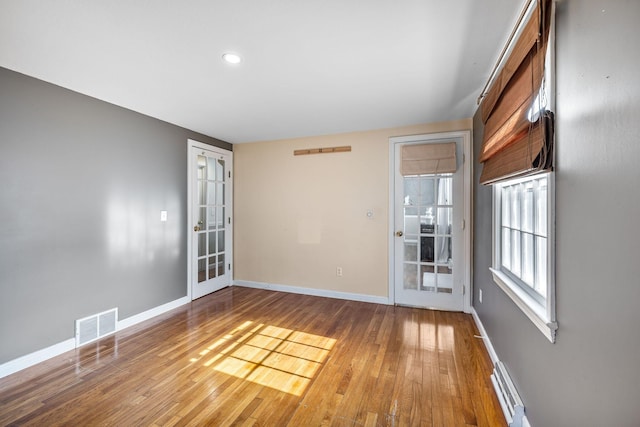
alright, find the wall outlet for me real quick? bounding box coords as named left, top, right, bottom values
left=160, top=210, right=168, bottom=222
left=336, top=267, right=343, bottom=277
left=479, top=289, right=483, bottom=303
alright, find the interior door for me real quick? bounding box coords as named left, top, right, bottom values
left=189, top=142, right=232, bottom=300
left=392, top=135, right=466, bottom=311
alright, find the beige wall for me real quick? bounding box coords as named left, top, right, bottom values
left=233, top=119, right=471, bottom=298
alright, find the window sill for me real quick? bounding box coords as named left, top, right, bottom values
left=489, top=268, right=557, bottom=343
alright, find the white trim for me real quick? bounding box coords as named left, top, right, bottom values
left=117, top=296, right=190, bottom=330
left=388, top=130, right=472, bottom=313
left=470, top=307, right=499, bottom=365
left=0, top=296, right=190, bottom=379
left=233, top=280, right=390, bottom=305
left=490, top=268, right=557, bottom=342
left=0, top=338, right=76, bottom=379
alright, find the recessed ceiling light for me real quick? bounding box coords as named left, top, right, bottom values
left=222, top=53, right=242, bottom=65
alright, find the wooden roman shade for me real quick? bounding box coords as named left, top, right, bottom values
left=479, top=0, right=554, bottom=184
left=401, top=142, right=457, bottom=176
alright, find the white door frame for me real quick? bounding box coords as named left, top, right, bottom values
left=186, top=139, right=233, bottom=300
left=388, top=130, right=472, bottom=313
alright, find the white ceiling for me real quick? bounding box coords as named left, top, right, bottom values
left=0, top=0, right=523, bottom=144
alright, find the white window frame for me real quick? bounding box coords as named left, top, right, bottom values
left=490, top=172, right=557, bottom=342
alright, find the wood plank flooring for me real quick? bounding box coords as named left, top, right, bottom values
left=0, top=287, right=505, bottom=426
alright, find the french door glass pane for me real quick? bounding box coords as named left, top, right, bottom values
left=207, top=183, right=216, bottom=205
left=197, top=233, right=206, bottom=257
left=216, top=159, right=225, bottom=181
left=197, top=181, right=206, bottom=205
left=404, top=263, right=418, bottom=290
left=219, top=253, right=226, bottom=276
left=208, top=256, right=217, bottom=279
left=208, top=231, right=216, bottom=255
left=207, top=157, right=217, bottom=180
left=436, top=207, right=453, bottom=234
left=198, top=259, right=206, bottom=283
left=437, top=177, right=453, bottom=204
left=404, top=242, right=417, bottom=262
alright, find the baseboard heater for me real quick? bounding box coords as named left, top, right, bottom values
left=75, top=308, right=118, bottom=347
left=491, top=361, right=525, bottom=427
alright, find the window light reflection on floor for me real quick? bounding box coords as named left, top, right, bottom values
left=189, top=321, right=336, bottom=396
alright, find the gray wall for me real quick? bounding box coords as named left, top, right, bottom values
left=472, top=1, right=640, bottom=426
left=0, top=67, right=231, bottom=363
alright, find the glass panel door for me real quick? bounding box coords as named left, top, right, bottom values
left=394, top=138, right=465, bottom=311
left=191, top=144, right=232, bottom=299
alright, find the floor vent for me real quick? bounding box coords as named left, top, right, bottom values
left=75, top=308, right=118, bottom=347
left=491, top=361, right=525, bottom=427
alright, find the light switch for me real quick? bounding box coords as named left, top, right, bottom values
left=160, top=211, right=168, bottom=222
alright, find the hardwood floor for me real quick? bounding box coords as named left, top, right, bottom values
left=0, top=287, right=505, bottom=426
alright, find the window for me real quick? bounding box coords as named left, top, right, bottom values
left=491, top=172, right=557, bottom=342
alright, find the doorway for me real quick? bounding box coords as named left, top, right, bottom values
left=389, top=131, right=471, bottom=312
left=188, top=140, right=233, bottom=300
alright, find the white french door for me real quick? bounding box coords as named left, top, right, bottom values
left=188, top=140, right=233, bottom=300
left=390, top=132, right=471, bottom=312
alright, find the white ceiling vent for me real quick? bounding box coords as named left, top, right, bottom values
left=75, top=308, right=118, bottom=347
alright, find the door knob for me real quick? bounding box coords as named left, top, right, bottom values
left=194, top=225, right=201, bottom=232
left=396, top=230, right=403, bottom=237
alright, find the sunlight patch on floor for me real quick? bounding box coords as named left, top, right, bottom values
left=190, top=321, right=336, bottom=396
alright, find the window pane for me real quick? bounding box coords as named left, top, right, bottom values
left=502, top=228, right=511, bottom=269
left=535, top=178, right=548, bottom=236
left=522, top=181, right=534, bottom=233
left=511, top=184, right=521, bottom=229
left=502, top=186, right=511, bottom=227
left=511, top=230, right=521, bottom=276
left=522, top=233, right=534, bottom=286
left=536, top=236, right=548, bottom=297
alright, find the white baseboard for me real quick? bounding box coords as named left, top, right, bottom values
left=470, top=307, right=499, bottom=365
left=117, top=296, right=190, bottom=330
left=233, top=280, right=390, bottom=305
left=0, top=338, right=76, bottom=379
left=0, top=296, right=191, bottom=380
